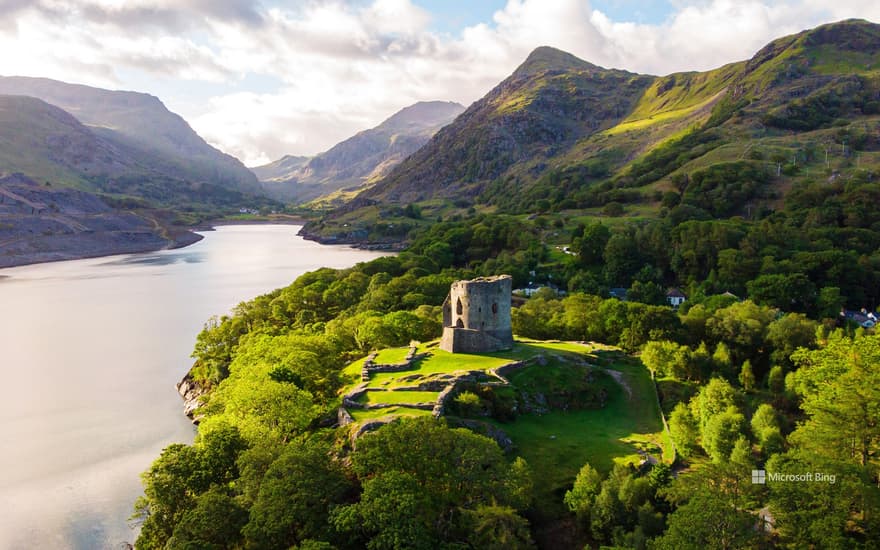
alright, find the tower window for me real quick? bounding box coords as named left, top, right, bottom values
left=492, top=303, right=498, bottom=314
left=456, top=298, right=463, bottom=315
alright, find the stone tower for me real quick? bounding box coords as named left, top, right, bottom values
left=440, top=275, right=513, bottom=353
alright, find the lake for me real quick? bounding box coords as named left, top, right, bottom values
left=0, top=225, right=387, bottom=549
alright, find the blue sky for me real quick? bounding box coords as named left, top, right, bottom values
left=417, top=0, right=677, bottom=32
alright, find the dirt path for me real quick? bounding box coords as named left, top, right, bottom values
left=606, top=369, right=632, bottom=399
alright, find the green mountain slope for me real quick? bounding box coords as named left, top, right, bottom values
left=0, top=95, right=271, bottom=212
left=0, top=95, right=139, bottom=189
left=306, top=19, right=880, bottom=242
left=0, top=76, right=261, bottom=194
left=253, top=101, right=465, bottom=204
left=360, top=47, right=654, bottom=204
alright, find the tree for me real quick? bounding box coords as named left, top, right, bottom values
left=590, top=481, right=624, bottom=542
left=627, top=280, right=666, bottom=305
left=738, top=360, right=755, bottom=391
left=332, top=471, right=438, bottom=550
left=705, top=301, right=776, bottom=367
left=603, top=201, right=625, bottom=217
left=766, top=312, right=818, bottom=368
left=166, top=490, right=248, bottom=550
left=701, top=406, right=746, bottom=462
left=603, top=231, right=642, bottom=285
left=767, top=365, right=785, bottom=394
left=770, top=335, right=880, bottom=546
left=750, top=403, right=780, bottom=436
left=337, top=417, right=533, bottom=546
left=669, top=402, right=700, bottom=458
left=652, top=493, right=760, bottom=550
left=816, top=286, right=844, bottom=319
left=788, top=335, right=880, bottom=469
left=564, top=462, right=603, bottom=520
left=461, top=505, right=536, bottom=550
left=134, top=444, right=209, bottom=549
left=453, top=391, right=483, bottom=417
left=747, top=272, right=816, bottom=313
left=766, top=451, right=874, bottom=548
left=640, top=340, right=687, bottom=378
left=691, top=378, right=738, bottom=433
left=712, top=341, right=733, bottom=378
left=243, top=438, right=352, bottom=549
left=574, top=222, right=611, bottom=266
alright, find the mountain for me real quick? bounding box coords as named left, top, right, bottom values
left=0, top=89, right=275, bottom=267
left=305, top=19, right=880, bottom=242
left=358, top=47, right=654, bottom=205
left=0, top=76, right=261, bottom=195
left=0, top=94, right=272, bottom=214
left=251, top=155, right=310, bottom=182
left=253, top=100, right=465, bottom=203
left=0, top=95, right=142, bottom=188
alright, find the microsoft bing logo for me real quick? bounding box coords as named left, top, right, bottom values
left=752, top=470, right=766, bottom=484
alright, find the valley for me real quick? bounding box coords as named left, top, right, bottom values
left=2, top=13, right=879, bottom=550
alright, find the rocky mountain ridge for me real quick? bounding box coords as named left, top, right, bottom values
left=253, top=100, right=465, bottom=203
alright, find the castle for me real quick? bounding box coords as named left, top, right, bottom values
left=440, top=275, right=513, bottom=353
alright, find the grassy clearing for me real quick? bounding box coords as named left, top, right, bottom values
left=349, top=407, right=433, bottom=422
left=495, top=354, right=668, bottom=514
left=350, top=341, right=603, bottom=389
left=360, top=390, right=439, bottom=405
left=342, top=340, right=669, bottom=518
left=416, top=348, right=514, bottom=373
left=373, top=347, right=410, bottom=364
left=342, top=357, right=368, bottom=379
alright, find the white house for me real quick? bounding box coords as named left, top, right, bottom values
left=666, top=288, right=687, bottom=307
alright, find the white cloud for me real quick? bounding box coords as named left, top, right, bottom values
left=0, top=0, right=877, bottom=166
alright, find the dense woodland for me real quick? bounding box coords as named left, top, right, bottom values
left=133, top=202, right=880, bottom=547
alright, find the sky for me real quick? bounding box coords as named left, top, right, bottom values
left=0, top=1, right=878, bottom=167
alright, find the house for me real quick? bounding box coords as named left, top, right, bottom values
left=841, top=308, right=878, bottom=328
left=666, top=288, right=687, bottom=307
left=513, top=283, right=566, bottom=297
left=513, top=283, right=543, bottom=297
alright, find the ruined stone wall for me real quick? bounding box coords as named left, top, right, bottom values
left=440, top=327, right=510, bottom=353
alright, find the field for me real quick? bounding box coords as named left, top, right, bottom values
left=495, top=352, right=671, bottom=517
left=340, top=340, right=671, bottom=519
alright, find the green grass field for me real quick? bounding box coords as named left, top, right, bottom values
left=359, top=390, right=439, bottom=405
left=341, top=340, right=670, bottom=518
left=349, top=407, right=433, bottom=422
left=373, top=347, right=411, bottom=364
left=493, top=353, right=670, bottom=516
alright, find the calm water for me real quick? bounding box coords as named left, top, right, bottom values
left=0, top=225, right=387, bottom=549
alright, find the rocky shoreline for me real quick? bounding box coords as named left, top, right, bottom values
left=296, top=224, right=406, bottom=251
left=0, top=173, right=206, bottom=269
left=176, top=371, right=209, bottom=424
left=0, top=228, right=203, bottom=269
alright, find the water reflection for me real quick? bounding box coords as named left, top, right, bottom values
left=0, top=225, right=388, bottom=549
left=102, top=251, right=205, bottom=267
